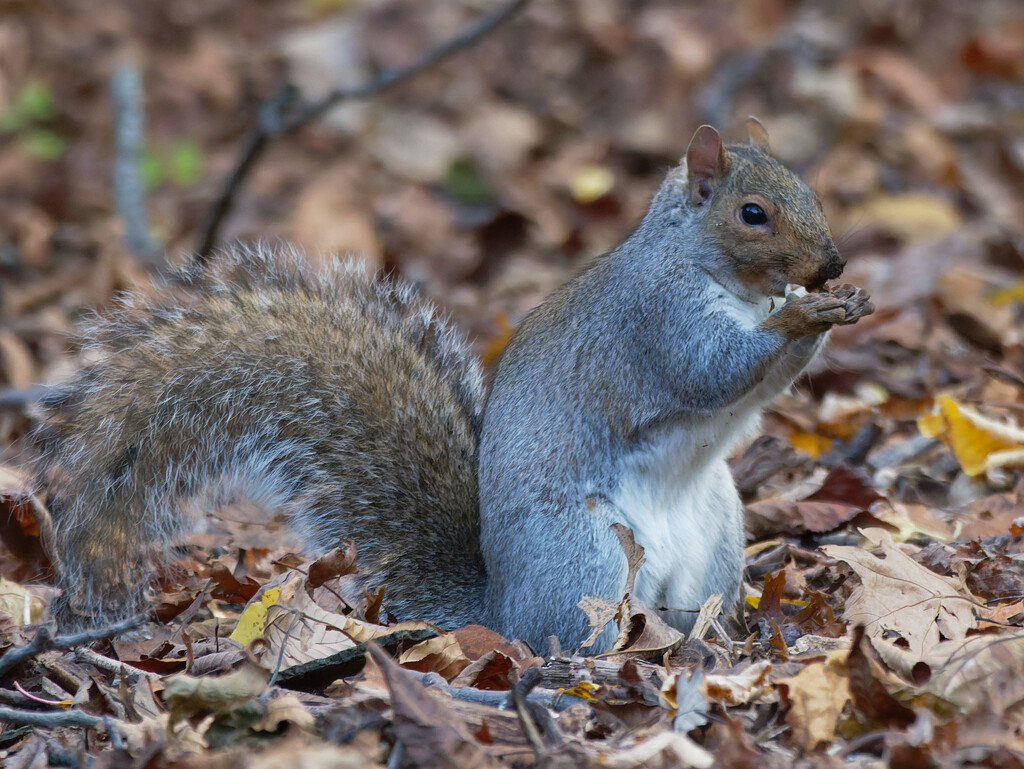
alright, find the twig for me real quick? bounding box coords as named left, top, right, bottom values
left=0, top=705, right=105, bottom=730
left=111, top=63, right=162, bottom=267
left=0, top=383, right=51, bottom=409
left=0, top=615, right=145, bottom=678
left=386, top=739, right=406, bottom=769
left=195, top=0, right=529, bottom=260
left=73, top=647, right=162, bottom=683
left=403, top=668, right=587, bottom=712
left=0, top=625, right=52, bottom=678
left=510, top=667, right=547, bottom=756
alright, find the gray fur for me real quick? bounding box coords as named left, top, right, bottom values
left=479, top=140, right=842, bottom=652
left=36, top=135, right=854, bottom=652
left=35, top=244, right=487, bottom=626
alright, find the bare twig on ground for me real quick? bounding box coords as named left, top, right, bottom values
left=195, top=0, right=529, bottom=261
left=74, top=647, right=163, bottom=683
left=0, top=384, right=50, bottom=409
left=0, top=615, right=145, bottom=678
left=111, top=63, right=162, bottom=268
left=0, top=706, right=106, bottom=729
left=404, top=667, right=586, bottom=712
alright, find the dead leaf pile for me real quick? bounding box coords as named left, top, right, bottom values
left=1, top=0, right=1024, bottom=766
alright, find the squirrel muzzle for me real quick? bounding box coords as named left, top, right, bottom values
left=807, top=245, right=845, bottom=291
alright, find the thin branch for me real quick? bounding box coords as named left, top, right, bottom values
left=195, top=0, right=529, bottom=261
left=111, top=63, right=162, bottom=267
left=0, top=705, right=105, bottom=730
left=0, top=615, right=145, bottom=678
left=402, top=667, right=587, bottom=712
left=0, top=383, right=51, bottom=409
left=74, top=647, right=162, bottom=683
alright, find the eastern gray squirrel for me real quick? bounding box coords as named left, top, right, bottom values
left=33, top=121, right=873, bottom=651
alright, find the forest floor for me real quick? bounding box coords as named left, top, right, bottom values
left=0, top=0, right=1023, bottom=766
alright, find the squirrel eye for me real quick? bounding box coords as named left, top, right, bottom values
left=740, top=202, right=768, bottom=226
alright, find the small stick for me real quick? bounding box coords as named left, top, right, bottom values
left=111, top=62, right=162, bottom=267
left=0, top=705, right=105, bottom=730
left=195, top=0, right=529, bottom=260
left=74, top=647, right=162, bottom=683
left=0, top=615, right=145, bottom=678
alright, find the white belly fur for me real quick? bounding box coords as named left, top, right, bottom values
left=611, top=417, right=748, bottom=623
left=611, top=288, right=776, bottom=624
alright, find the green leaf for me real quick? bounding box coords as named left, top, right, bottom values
left=18, top=129, right=65, bottom=160
left=16, top=81, right=55, bottom=121
left=442, top=158, right=491, bottom=205
left=166, top=140, right=203, bottom=186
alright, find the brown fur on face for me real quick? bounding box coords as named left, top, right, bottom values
left=684, top=128, right=844, bottom=296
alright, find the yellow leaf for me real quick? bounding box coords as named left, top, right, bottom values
left=569, top=165, right=614, bottom=204
left=989, top=279, right=1024, bottom=306
left=918, top=394, right=1024, bottom=476
left=562, top=680, right=600, bottom=701
left=789, top=432, right=834, bottom=458
left=229, top=586, right=281, bottom=645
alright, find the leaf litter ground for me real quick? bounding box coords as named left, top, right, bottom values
left=0, top=0, right=1023, bottom=766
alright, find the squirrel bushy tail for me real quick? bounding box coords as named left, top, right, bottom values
left=34, top=245, right=488, bottom=626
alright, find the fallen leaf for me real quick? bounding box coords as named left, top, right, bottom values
left=701, top=660, right=771, bottom=707
left=822, top=528, right=979, bottom=660
left=254, top=693, right=316, bottom=733
left=399, top=632, right=471, bottom=681
left=776, top=650, right=851, bottom=750
left=369, top=644, right=503, bottom=769
left=0, top=577, right=45, bottom=625
left=450, top=649, right=514, bottom=690
left=918, top=394, right=1024, bottom=476
left=306, top=541, right=359, bottom=589
left=844, top=625, right=915, bottom=728
left=164, top=662, right=268, bottom=724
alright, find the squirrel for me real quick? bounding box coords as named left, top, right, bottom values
left=31, top=120, right=873, bottom=652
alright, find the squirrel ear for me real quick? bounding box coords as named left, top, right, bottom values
left=685, top=125, right=730, bottom=205
left=746, top=116, right=771, bottom=153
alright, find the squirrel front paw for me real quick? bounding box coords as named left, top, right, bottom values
left=829, top=283, right=875, bottom=325
left=767, top=291, right=848, bottom=338
left=767, top=283, right=875, bottom=339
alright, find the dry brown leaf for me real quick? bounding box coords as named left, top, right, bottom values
left=247, top=735, right=377, bottom=769
left=290, top=164, right=382, bottom=266
left=918, top=632, right=1024, bottom=712
left=937, top=265, right=1023, bottom=350
left=398, top=632, right=471, bottom=681
left=256, top=574, right=433, bottom=669
left=701, top=660, right=771, bottom=707
left=450, top=649, right=515, bottom=690
left=578, top=595, right=619, bottom=650
left=596, top=730, right=714, bottom=769
left=845, top=625, right=915, bottom=728
left=843, top=192, right=961, bottom=244
left=822, top=528, right=979, bottom=660
left=254, top=693, right=316, bottom=733
left=0, top=330, right=34, bottom=389
left=0, top=576, right=45, bottom=625
left=306, top=541, right=359, bottom=589
left=776, top=650, right=851, bottom=750
left=369, top=644, right=503, bottom=769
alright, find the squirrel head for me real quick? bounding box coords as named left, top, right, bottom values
left=673, top=118, right=844, bottom=296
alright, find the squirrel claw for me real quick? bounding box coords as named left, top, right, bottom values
left=833, top=285, right=875, bottom=325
